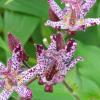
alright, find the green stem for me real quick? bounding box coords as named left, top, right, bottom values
left=23, top=61, right=30, bottom=68
left=8, top=96, right=16, bottom=100
left=63, top=80, right=80, bottom=100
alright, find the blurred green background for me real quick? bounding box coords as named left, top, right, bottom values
left=0, top=0, right=100, bottom=100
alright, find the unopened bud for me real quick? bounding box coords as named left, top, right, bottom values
left=48, top=8, right=60, bottom=21
left=45, top=84, right=53, bottom=93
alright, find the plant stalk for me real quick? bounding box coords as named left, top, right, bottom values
left=23, top=61, right=30, bottom=68
left=63, top=80, right=80, bottom=100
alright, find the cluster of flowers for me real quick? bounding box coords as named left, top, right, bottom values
left=46, top=0, right=99, bottom=34
left=0, top=0, right=99, bottom=100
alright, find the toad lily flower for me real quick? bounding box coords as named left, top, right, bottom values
left=37, top=33, right=83, bottom=92
left=0, top=33, right=32, bottom=100
left=45, top=0, right=100, bottom=32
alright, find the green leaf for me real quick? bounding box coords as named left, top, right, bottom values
left=0, top=48, right=6, bottom=63
left=76, top=41, right=100, bottom=86
left=0, top=15, right=4, bottom=32
left=97, top=0, right=100, bottom=41
left=0, top=0, right=5, bottom=8
left=1, top=0, right=48, bottom=19
left=0, top=36, right=8, bottom=52
left=75, top=26, right=100, bottom=46
left=31, top=23, right=43, bottom=44
left=78, top=77, right=100, bottom=100
left=4, top=10, right=40, bottom=45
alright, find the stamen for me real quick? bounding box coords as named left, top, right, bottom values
left=69, top=9, right=76, bottom=26
left=45, top=66, right=58, bottom=81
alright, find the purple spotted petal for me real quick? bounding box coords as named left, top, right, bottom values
left=48, top=35, right=56, bottom=51
left=48, top=0, right=64, bottom=20
left=15, top=85, right=32, bottom=100
left=36, top=44, right=44, bottom=56
left=0, top=62, right=7, bottom=74
left=0, top=88, right=13, bottom=100
left=81, top=0, right=96, bottom=16
left=0, top=80, right=5, bottom=88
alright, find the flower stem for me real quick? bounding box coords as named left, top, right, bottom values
left=8, top=96, right=16, bottom=100
left=63, top=80, right=80, bottom=100
left=23, top=61, right=30, bottom=68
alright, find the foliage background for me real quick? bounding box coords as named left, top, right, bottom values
left=0, top=0, right=100, bottom=100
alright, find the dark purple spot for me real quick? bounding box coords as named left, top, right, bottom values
left=36, top=45, right=44, bottom=56
left=91, top=22, right=97, bottom=26
left=66, top=39, right=75, bottom=52
left=80, top=25, right=86, bottom=30
left=67, top=30, right=76, bottom=35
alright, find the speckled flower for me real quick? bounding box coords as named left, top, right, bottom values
left=45, top=0, right=100, bottom=33
left=0, top=33, right=32, bottom=100
left=37, top=33, right=83, bottom=92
